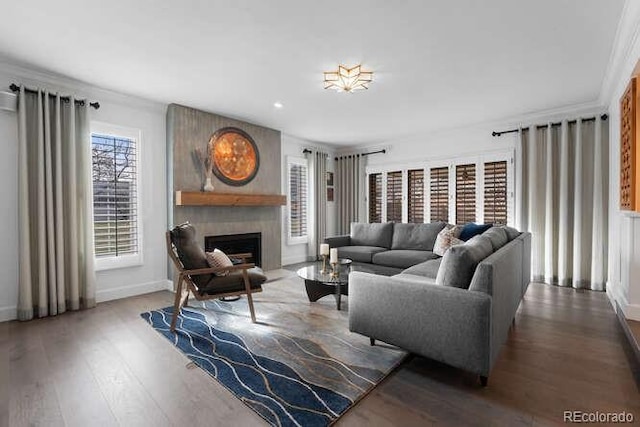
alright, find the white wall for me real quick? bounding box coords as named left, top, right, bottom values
left=360, top=122, right=517, bottom=169
left=600, top=0, right=640, bottom=320
left=0, top=59, right=169, bottom=321
left=281, top=134, right=336, bottom=265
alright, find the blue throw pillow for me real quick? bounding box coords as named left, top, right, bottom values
left=459, top=223, right=492, bottom=241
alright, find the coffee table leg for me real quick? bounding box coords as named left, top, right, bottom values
left=334, top=284, right=342, bottom=310
left=305, top=280, right=334, bottom=302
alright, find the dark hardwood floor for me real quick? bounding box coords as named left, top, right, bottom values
left=1, top=273, right=638, bottom=426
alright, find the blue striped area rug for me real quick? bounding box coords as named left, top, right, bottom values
left=141, top=272, right=407, bottom=426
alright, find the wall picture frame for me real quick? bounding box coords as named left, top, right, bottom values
left=327, top=187, right=334, bottom=202
left=326, top=171, right=334, bottom=187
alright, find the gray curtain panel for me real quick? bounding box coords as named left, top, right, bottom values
left=308, top=150, right=327, bottom=259
left=336, top=154, right=365, bottom=234
left=516, top=117, right=608, bottom=290
left=17, top=87, right=96, bottom=320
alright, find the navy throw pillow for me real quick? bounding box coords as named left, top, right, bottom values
left=459, top=223, right=492, bottom=241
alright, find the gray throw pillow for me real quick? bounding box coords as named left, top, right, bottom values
left=436, top=235, right=493, bottom=289
left=482, top=226, right=508, bottom=251
left=499, top=225, right=521, bottom=241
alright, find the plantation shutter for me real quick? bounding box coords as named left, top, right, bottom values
left=386, top=171, right=402, bottom=222
left=456, top=163, right=476, bottom=224
left=484, top=160, right=508, bottom=225
left=92, top=133, right=138, bottom=257
left=368, top=173, right=382, bottom=223
left=430, top=167, right=449, bottom=222
left=407, top=169, right=424, bottom=223
left=289, top=163, right=308, bottom=237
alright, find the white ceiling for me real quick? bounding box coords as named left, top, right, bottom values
left=0, top=0, right=625, bottom=145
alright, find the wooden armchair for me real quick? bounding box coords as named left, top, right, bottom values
left=166, top=224, right=266, bottom=332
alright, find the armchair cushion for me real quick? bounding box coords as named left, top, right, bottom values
left=170, top=223, right=211, bottom=287
left=201, top=267, right=267, bottom=295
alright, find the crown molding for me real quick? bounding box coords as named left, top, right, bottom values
left=0, top=54, right=167, bottom=113
left=599, top=0, right=640, bottom=105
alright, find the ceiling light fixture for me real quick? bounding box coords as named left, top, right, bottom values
left=324, top=64, right=373, bottom=93
left=273, top=101, right=283, bottom=109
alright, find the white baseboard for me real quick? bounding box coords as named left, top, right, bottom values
left=606, top=281, right=640, bottom=321
left=0, top=280, right=173, bottom=322
left=282, top=254, right=308, bottom=266
left=0, top=305, right=17, bottom=322
left=96, top=279, right=173, bottom=303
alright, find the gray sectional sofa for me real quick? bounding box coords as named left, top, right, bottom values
left=325, top=222, right=446, bottom=271
left=325, top=222, right=531, bottom=386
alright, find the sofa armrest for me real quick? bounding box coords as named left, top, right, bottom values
left=324, top=234, right=351, bottom=247
left=349, top=272, right=492, bottom=376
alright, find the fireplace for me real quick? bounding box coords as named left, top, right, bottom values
left=205, top=232, right=262, bottom=267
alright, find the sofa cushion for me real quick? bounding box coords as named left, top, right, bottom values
left=391, top=222, right=447, bottom=251
left=402, top=258, right=442, bottom=279
left=459, top=223, right=493, bottom=241
left=337, top=246, right=388, bottom=263
left=436, top=235, right=494, bottom=289
left=351, top=222, right=394, bottom=248
left=433, top=225, right=464, bottom=256
left=391, top=273, right=438, bottom=286
left=372, top=250, right=439, bottom=269
left=499, top=225, right=521, bottom=241
left=170, top=223, right=211, bottom=288
left=482, top=227, right=508, bottom=251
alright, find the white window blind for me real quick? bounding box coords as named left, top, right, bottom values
left=368, top=173, right=382, bottom=223
left=407, top=169, right=424, bottom=223
left=430, top=166, right=449, bottom=222
left=386, top=171, right=403, bottom=222
left=92, top=132, right=139, bottom=258
left=455, top=163, right=476, bottom=224
left=289, top=162, right=308, bottom=239
left=484, top=160, right=508, bottom=225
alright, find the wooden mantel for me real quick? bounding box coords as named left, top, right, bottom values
left=175, top=191, right=286, bottom=207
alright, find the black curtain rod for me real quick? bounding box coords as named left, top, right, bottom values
left=9, top=83, right=100, bottom=109
left=302, top=148, right=329, bottom=157
left=334, top=148, right=386, bottom=161
left=491, top=114, right=608, bottom=137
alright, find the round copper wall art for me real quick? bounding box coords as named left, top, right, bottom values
left=208, top=127, right=260, bottom=186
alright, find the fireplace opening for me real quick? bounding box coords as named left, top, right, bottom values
left=205, top=232, right=262, bottom=267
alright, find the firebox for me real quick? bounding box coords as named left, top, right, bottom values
left=204, top=232, right=262, bottom=267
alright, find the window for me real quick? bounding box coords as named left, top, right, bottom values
left=484, top=160, right=508, bottom=225
left=365, top=151, right=513, bottom=226
left=456, top=163, right=476, bottom=224
left=407, top=169, right=424, bottom=223
left=91, top=122, right=142, bottom=270
left=386, top=171, right=402, bottom=222
left=288, top=158, right=308, bottom=243
left=368, top=173, right=382, bottom=222
left=430, top=166, right=449, bottom=222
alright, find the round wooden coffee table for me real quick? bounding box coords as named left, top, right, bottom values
left=297, top=259, right=352, bottom=310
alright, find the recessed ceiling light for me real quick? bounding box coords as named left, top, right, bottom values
left=273, top=102, right=283, bottom=109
